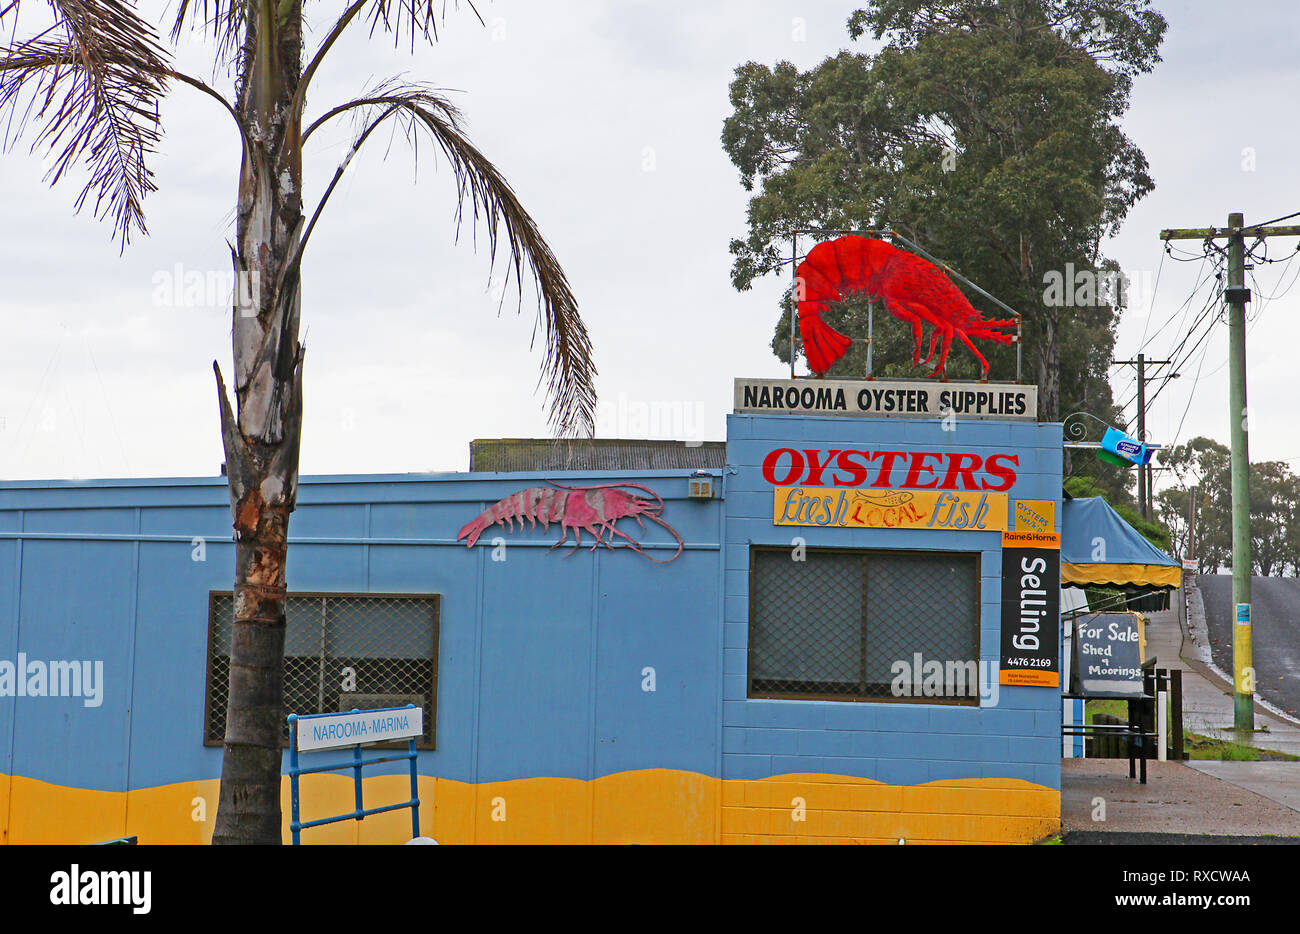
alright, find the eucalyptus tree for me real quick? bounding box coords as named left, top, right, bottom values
left=1160, top=438, right=1300, bottom=576
left=1, top=0, right=596, bottom=844
left=722, top=0, right=1167, bottom=422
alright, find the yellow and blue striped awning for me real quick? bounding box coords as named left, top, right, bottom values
left=1061, top=497, right=1181, bottom=588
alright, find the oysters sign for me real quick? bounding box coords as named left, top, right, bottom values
left=764, top=447, right=1012, bottom=531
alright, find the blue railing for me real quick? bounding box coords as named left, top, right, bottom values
left=287, top=706, right=421, bottom=845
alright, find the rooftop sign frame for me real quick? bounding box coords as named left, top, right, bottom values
left=734, top=377, right=1037, bottom=421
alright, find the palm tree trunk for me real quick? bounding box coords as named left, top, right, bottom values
left=211, top=0, right=304, bottom=845
left=212, top=363, right=301, bottom=844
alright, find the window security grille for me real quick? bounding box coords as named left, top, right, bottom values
left=205, top=592, right=438, bottom=748
left=749, top=548, right=980, bottom=703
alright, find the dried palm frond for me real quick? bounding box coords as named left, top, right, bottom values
left=301, top=81, right=596, bottom=437
left=0, top=0, right=170, bottom=247
left=364, top=0, right=482, bottom=52
left=169, top=0, right=246, bottom=64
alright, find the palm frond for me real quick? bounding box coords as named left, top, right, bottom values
left=169, top=0, right=245, bottom=63
left=303, top=81, right=596, bottom=436
left=365, top=0, right=482, bottom=52
left=0, top=0, right=170, bottom=246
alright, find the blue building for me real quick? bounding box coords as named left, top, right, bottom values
left=0, top=380, right=1063, bottom=843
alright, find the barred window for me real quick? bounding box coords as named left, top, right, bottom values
left=748, top=547, right=980, bottom=704
left=205, top=592, right=439, bottom=748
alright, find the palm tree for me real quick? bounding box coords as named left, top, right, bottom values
left=1, top=0, right=597, bottom=844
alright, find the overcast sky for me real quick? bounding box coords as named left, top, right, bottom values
left=2, top=0, right=1298, bottom=488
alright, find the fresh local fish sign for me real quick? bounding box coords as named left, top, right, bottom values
left=735, top=377, right=1037, bottom=420
left=764, top=446, right=1016, bottom=532
left=295, top=707, right=423, bottom=752
left=775, top=487, right=1007, bottom=532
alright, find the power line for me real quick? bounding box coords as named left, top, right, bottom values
left=1193, top=261, right=1290, bottom=379
left=1247, top=209, right=1300, bottom=229
left=1115, top=272, right=1221, bottom=417
left=1144, top=290, right=1221, bottom=411
left=1136, top=250, right=1213, bottom=356
left=1166, top=239, right=1226, bottom=263
left=1115, top=251, right=1219, bottom=404
left=1165, top=313, right=1215, bottom=452
left=1112, top=353, right=1173, bottom=518
left=1248, top=251, right=1300, bottom=304
left=1135, top=247, right=1166, bottom=351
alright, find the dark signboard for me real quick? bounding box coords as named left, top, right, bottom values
left=999, top=531, right=1060, bottom=687
left=1068, top=612, right=1144, bottom=696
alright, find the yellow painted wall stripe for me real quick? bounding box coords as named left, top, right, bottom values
left=2, top=770, right=1058, bottom=845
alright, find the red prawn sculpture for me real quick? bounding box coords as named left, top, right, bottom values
left=458, top=482, right=684, bottom=563
left=796, top=235, right=1017, bottom=378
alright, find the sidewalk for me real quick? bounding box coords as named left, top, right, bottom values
left=1061, top=585, right=1300, bottom=837
left=1061, top=759, right=1300, bottom=836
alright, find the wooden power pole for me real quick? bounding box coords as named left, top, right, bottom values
left=1112, top=353, right=1173, bottom=520
left=1161, top=212, right=1300, bottom=731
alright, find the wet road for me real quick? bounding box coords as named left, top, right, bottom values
left=1199, top=575, right=1300, bottom=716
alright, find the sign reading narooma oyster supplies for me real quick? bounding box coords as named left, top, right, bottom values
left=735, top=377, right=1037, bottom=420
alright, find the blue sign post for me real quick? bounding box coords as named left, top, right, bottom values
left=287, top=705, right=424, bottom=845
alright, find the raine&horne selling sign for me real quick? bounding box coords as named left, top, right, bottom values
left=294, top=706, right=424, bottom=752
left=735, top=377, right=1037, bottom=420
left=998, top=531, right=1061, bottom=687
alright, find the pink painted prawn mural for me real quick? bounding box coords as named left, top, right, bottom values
left=457, top=482, right=684, bottom=563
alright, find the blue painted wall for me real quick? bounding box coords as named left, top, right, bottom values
left=0, top=472, right=723, bottom=793
left=721, top=414, right=1064, bottom=790
left=1, top=410, right=1063, bottom=799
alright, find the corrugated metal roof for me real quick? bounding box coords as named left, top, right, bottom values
left=469, top=439, right=726, bottom=472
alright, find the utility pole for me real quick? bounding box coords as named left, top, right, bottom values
left=1161, top=212, right=1300, bottom=731
left=1112, top=354, right=1172, bottom=520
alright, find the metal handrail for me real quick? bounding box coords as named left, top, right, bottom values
left=287, top=706, right=422, bottom=845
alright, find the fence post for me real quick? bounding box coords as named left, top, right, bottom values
left=1156, top=669, right=1168, bottom=761
left=289, top=714, right=303, bottom=846
left=1171, top=669, right=1184, bottom=760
